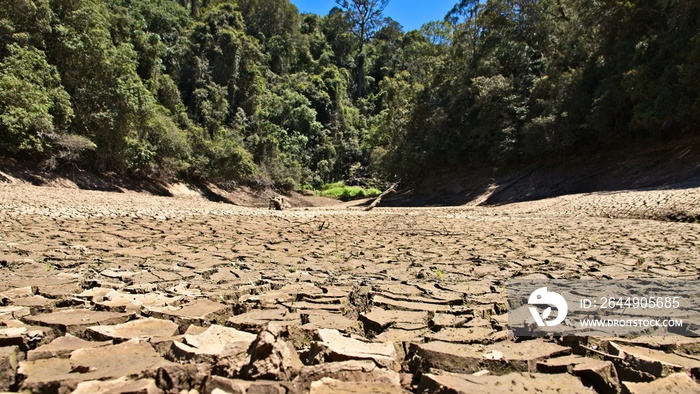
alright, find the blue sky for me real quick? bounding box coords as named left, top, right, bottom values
left=289, top=0, right=458, bottom=32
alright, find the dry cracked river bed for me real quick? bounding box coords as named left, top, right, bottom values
left=0, top=182, right=699, bottom=393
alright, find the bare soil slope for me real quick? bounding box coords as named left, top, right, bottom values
left=382, top=140, right=700, bottom=215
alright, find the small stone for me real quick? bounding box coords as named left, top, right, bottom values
left=100, top=269, right=138, bottom=279
left=239, top=291, right=294, bottom=307
left=482, top=350, right=503, bottom=360
left=75, top=288, right=112, bottom=303
left=2, top=287, right=38, bottom=299
left=278, top=283, right=326, bottom=299
left=36, top=282, right=82, bottom=299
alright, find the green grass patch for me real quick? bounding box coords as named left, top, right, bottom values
left=319, top=182, right=382, bottom=201
left=321, top=181, right=345, bottom=191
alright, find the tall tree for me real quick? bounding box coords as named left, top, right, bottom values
left=335, top=0, right=389, bottom=98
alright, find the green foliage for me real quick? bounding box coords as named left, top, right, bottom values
left=370, top=0, right=700, bottom=177
left=0, top=44, right=73, bottom=154
left=321, top=181, right=345, bottom=191
left=320, top=181, right=380, bottom=200
left=0, top=0, right=52, bottom=50
left=1, top=0, right=697, bottom=190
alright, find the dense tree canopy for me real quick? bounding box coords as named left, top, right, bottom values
left=1, top=0, right=698, bottom=190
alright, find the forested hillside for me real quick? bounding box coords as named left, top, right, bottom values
left=1, top=0, right=698, bottom=191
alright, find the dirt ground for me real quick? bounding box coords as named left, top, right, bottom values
left=0, top=179, right=699, bottom=393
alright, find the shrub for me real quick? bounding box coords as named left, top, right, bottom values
left=42, top=134, right=97, bottom=171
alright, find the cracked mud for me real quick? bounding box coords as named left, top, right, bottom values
left=0, top=183, right=699, bottom=393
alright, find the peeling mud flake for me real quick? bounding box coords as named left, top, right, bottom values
left=95, top=290, right=182, bottom=313
left=610, top=341, right=700, bottom=378
left=308, top=328, right=401, bottom=371
left=226, top=308, right=301, bottom=332
left=27, top=334, right=110, bottom=361
left=0, top=306, right=32, bottom=322
left=18, top=340, right=173, bottom=393
left=309, top=377, right=404, bottom=394
left=424, top=326, right=497, bottom=344
left=609, top=335, right=700, bottom=355
left=537, top=355, right=620, bottom=393
left=171, top=324, right=256, bottom=364
left=72, top=377, right=162, bottom=394
left=86, top=317, right=180, bottom=342
left=418, top=372, right=593, bottom=394
left=429, top=313, right=470, bottom=330
left=300, top=311, right=361, bottom=333
left=143, top=299, right=231, bottom=331
left=293, top=360, right=401, bottom=393
left=206, top=375, right=296, bottom=394
left=621, top=372, right=700, bottom=394
left=360, top=308, right=429, bottom=333
left=410, top=340, right=571, bottom=375
left=0, top=346, right=21, bottom=391
left=22, top=309, right=133, bottom=336
left=0, top=326, right=32, bottom=348
left=372, top=295, right=469, bottom=314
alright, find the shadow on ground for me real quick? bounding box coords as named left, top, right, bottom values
left=375, top=140, right=700, bottom=208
